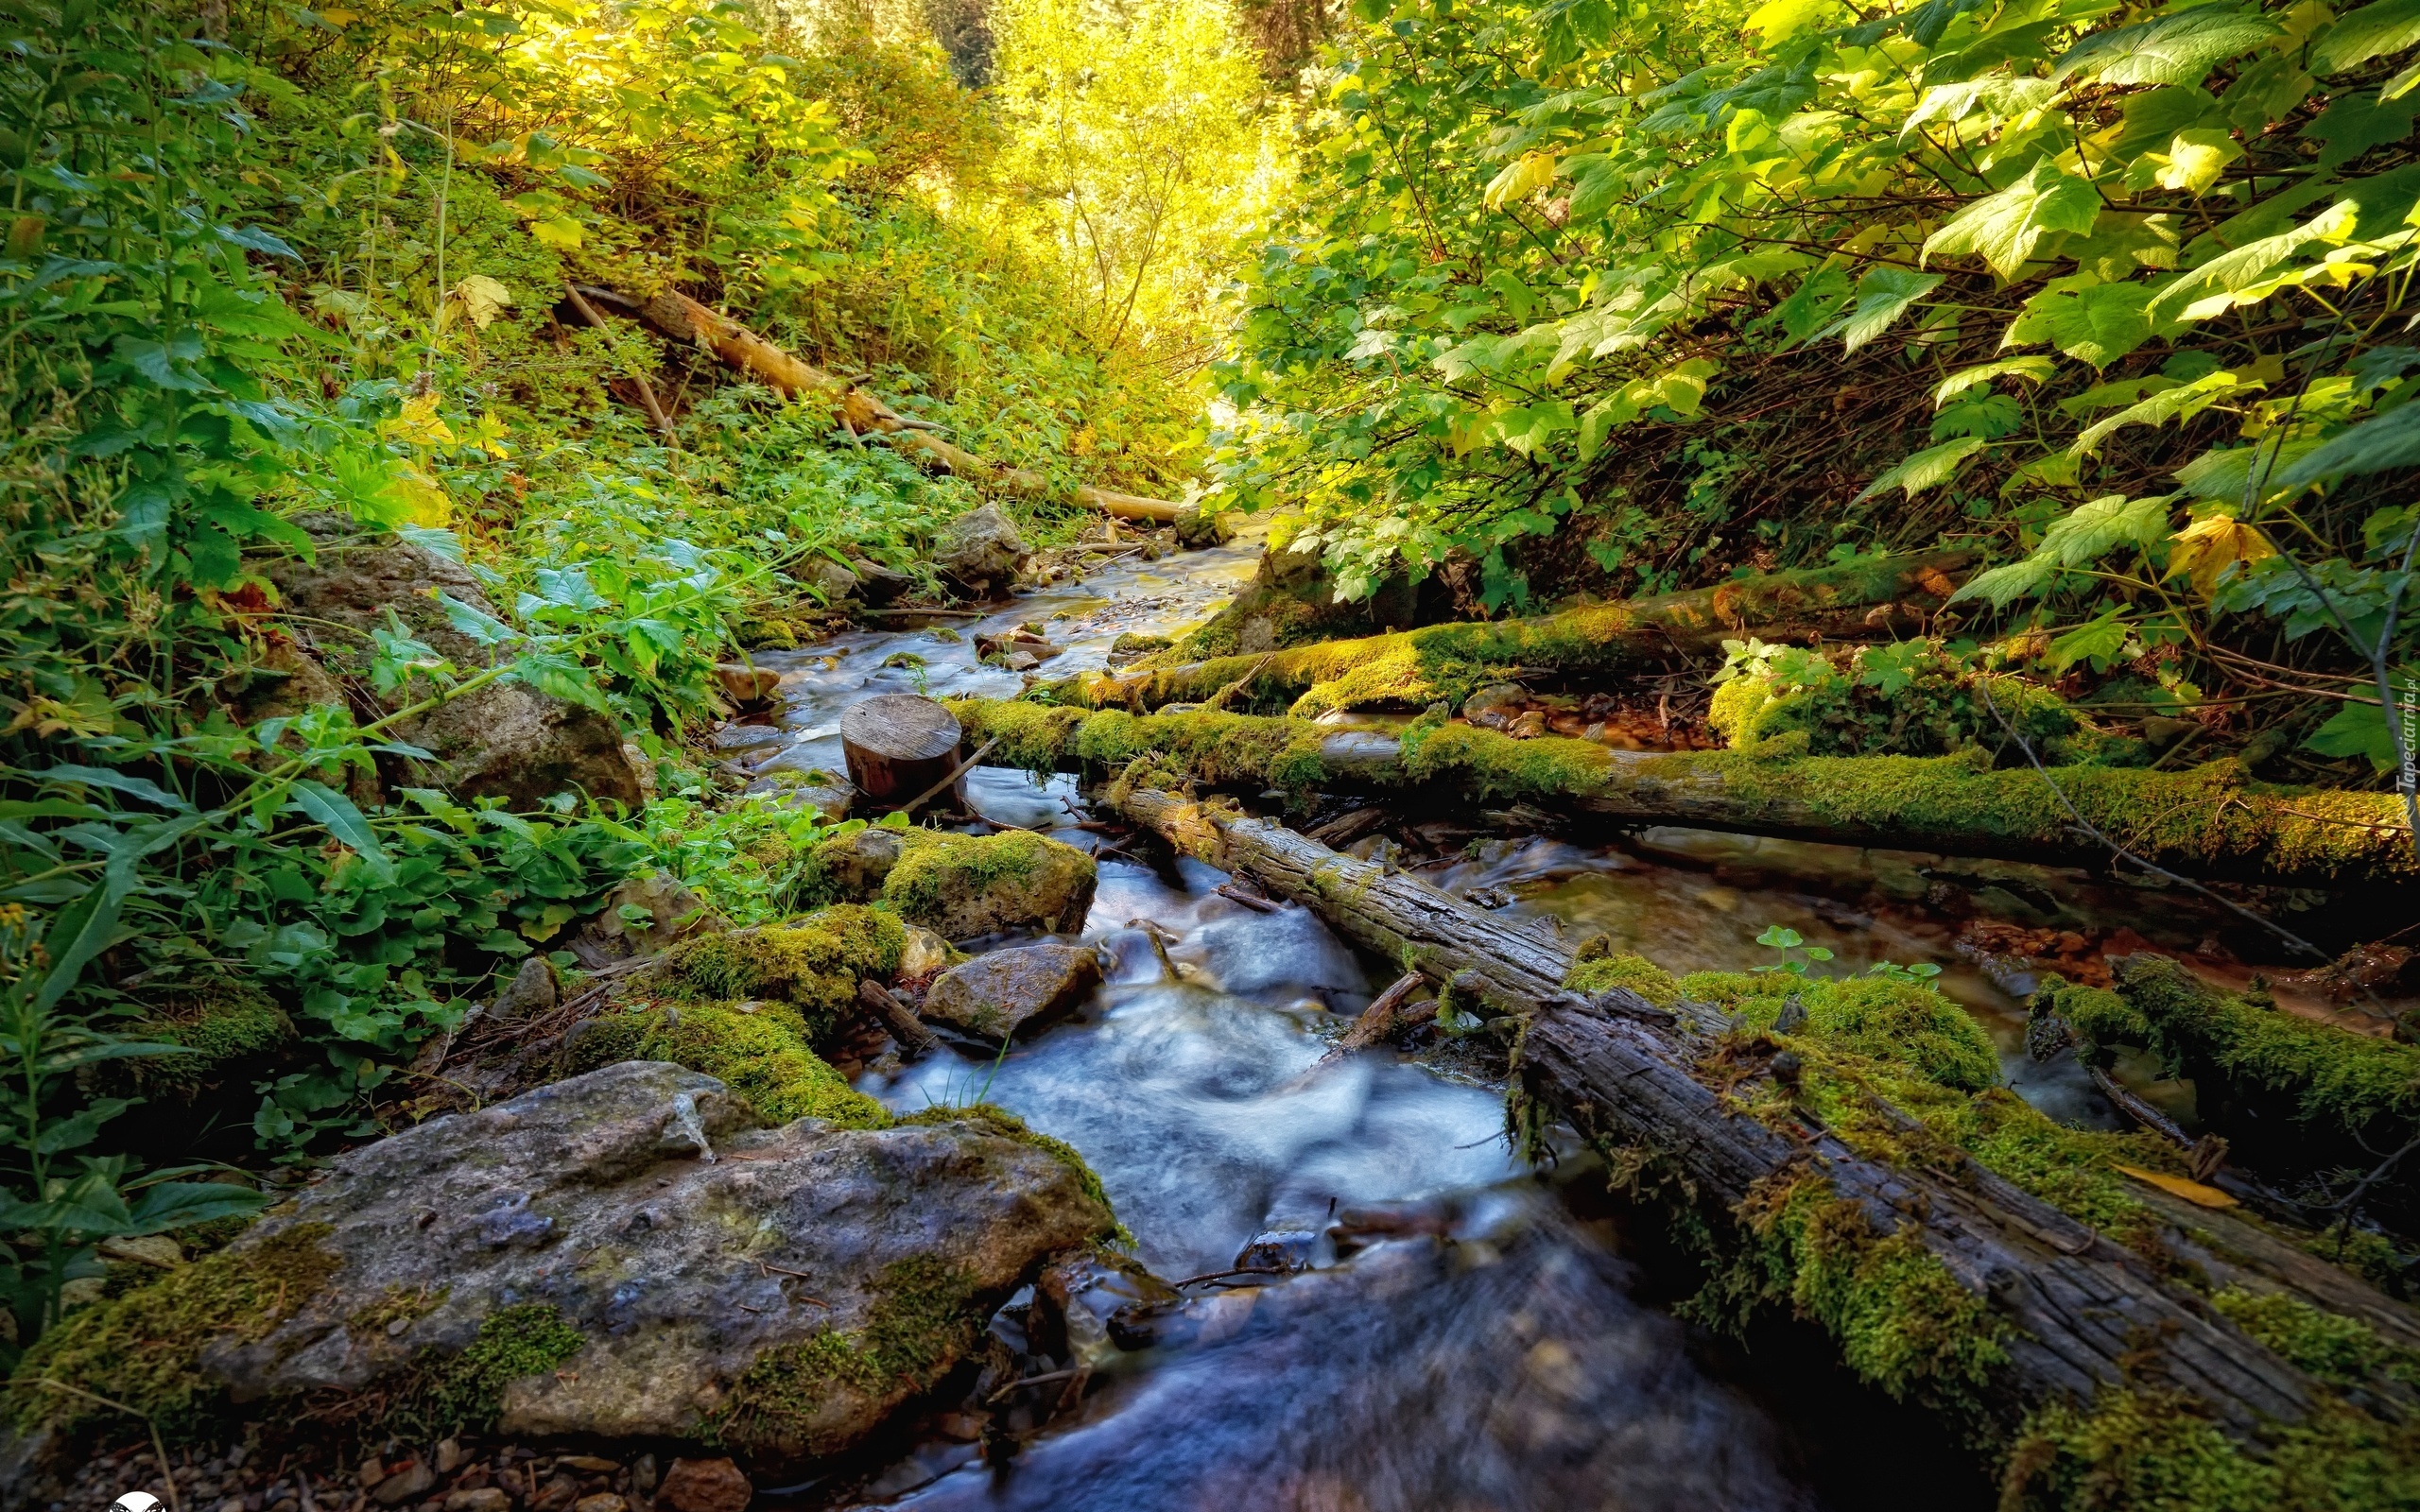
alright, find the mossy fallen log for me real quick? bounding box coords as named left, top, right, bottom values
left=1109, top=784, right=2420, bottom=1503
left=589, top=285, right=1180, bottom=524
left=1040, top=548, right=1971, bottom=716
left=950, top=698, right=2420, bottom=891
left=2042, top=956, right=2420, bottom=1233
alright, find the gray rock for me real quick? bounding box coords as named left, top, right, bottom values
left=490, top=956, right=559, bottom=1023
left=847, top=558, right=912, bottom=607
left=565, top=872, right=722, bottom=968
left=712, top=722, right=787, bottom=751
left=931, top=506, right=1029, bottom=595
left=260, top=515, right=640, bottom=811
left=1172, top=505, right=1232, bottom=549
left=921, top=943, right=1100, bottom=1042
left=197, top=1062, right=1112, bottom=1470
left=814, top=826, right=904, bottom=896
left=805, top=558, right=860, bottom=605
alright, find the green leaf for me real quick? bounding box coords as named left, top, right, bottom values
left=2277, top=403, right=2420, bottom=485
left=1827, top=267, right=1944, bottom=353
left=2304, top=694, right=2413, bottom=770
left=2069, top=371, right=2256, bottom=456
left=1950, top=558, right=2057, bottom=608
left=2313, top=0, right=2420, bottom=74
left=2049, top=7, right=2282, bottom=87
left=1853, top=435, right=1989, bottom=502
left=2173, top=438, right=2324, bottom=503
left=2004, top=278, right=2154, bottom=369
left=2035, top=493, right=2173, bottom=566
left=288, top=780, right=388, bottom=865
left=1922, top=161, right=2102, bottom=281
left=123, top=1180, right=271, bottom=1235
left=1934, top=355, right=2058, bottom=406
left=2044, top=610, right=2133, bottom=673
left=2305, top=89, right=2420, bottom=170
left=37, top=765, right=195, bottom=814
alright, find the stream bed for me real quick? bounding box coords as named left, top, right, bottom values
left=731, top=538, right=2313, bottom=1511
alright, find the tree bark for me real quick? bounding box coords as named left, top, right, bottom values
left=586, top=285, right=1179, bottom=524
left=1042, top=549, right=1974, bottom=714
left=951, top=700, right=2420, bottom=892
left=1108, top=785, right=2420, bottom=1445
left=841, top=694, right=965, bottom=812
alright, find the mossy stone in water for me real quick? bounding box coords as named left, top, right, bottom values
left=800, top=827, right=1098, bottom=941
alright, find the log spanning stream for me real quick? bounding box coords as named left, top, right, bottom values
left=734, top=540, right=2308, bottom=1511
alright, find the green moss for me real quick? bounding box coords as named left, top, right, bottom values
left=880, top=828, right=1094, bottom=936
left=2053, top=955, right=2420, bottom=1137
left=2002, top=1387, right=2420, bottom=1512
left=122, top=975, right=293, bottom=1097
left=565, top=999, right=890, bottom=1128
left=406, top=1302, right=587, bottom=1436
left=8, top=1223, right=339, bottom=1439
left=717, top=1255, right=982, bottom=1456
left=2208, top=1287, right=2413, bottom=1390
left=1711, top=641, right=2138, bottom=766
left=1680, top=971, right=2002, bottom=1092
left=654, top=903, right=906, bottom=1039
left=901, top=1103, right=1120, bottom=1230
left=1563, top=951, right=1683, bottom=1008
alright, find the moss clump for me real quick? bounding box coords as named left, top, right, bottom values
left=2053, top=955, right=2420, bottom=1138
left=2209, top=1287, right=2413, bottom=1390
left=121, top=975, right=293, bottom=1098
left=879, top=828, right=1096, bottom=939
left=7, top=1223, right=339, bottom=1439
left=717, top=1255, right=981, bottom=1456
left=1563, top=951, right=1682, bottom=1008
left=1681, top=971, right=2001, bottom=1092
left=1709, top=641, right=2138, bottom=766
left=2002, top=1386, right=2420, bottom=1512
left=901, top=1104, right=1119, bottom=1228
left=566, top=999, right=889, bottom=1128
left=654, top=904, right=905, bottom=1040
left=401, top=1302, right=587, bottom=1437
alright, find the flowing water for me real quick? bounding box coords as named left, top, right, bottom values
left=735, top=540, right=2283, bottom=1511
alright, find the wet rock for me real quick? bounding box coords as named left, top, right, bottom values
left=897, top=927, right=955, bottom=991
left=847, top=558, right=913, bottom=607
left=652, top=1457, right=750, bottom=1512
left=921, top=944, right=1101, bottom=1042
left=1460, top=683, right=1528, bottom=730
left=572, top=1495, right=627, bottom=1512
left=714, top=662, right=782, bottom=706
left=369, top=1461, right=435, bottom=1506
left=1106, top=632, right=1171, bottom=668
left=491, top=956, right=559, bottom=1023
left=445, top=1491, right=510, bottom=1512
left=566, top=872, right=722, bottom=968
left=805, top=558, right=861, bottom=606
left=120, top=1063, right=1113, bottom=1472
left=804, top=829, right=1096, bottom=942
left=1172, top=505, right=1232, bottom=549
left=932, top=505, right=1030, bottom=595
left=816, top=826, right=905, bottom=897
left=712, top=723, right=787, bottom=752
left=258, top=514, right=641, bottom=811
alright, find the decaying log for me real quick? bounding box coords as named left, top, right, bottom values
left=841, top=694, right=965, bottom=812
left=1042, top=549, right=1973, bottom=715
left=951, top=699, right=2420, bottom=892
left=583, top=285, right=1179, bottom=524
left=859, top=978, right=941, bottom=1058
left=562, top=284, right=677, bottom=442
left=1109, top=785, right=2420, bottom=1452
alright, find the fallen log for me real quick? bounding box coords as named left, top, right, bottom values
left=1041, top=549, right=1973, bottom=715
left=583, top=285, right=1179, bottom=525
left=1110, top=784, right=2420, bottom=1491
left=950, top=699, right=2420, bottom=892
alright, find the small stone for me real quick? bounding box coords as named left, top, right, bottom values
left=555, top=1458, right=619, bottom=1475
left=629, top=1455, right=658, bottom=1500
left=359, top=1460, right=389, bottom=1490
left=434, top=1440, right=465, bottom=1475
left=443, top=1491, right=510, bottom=1512
left=371, top=1461, right=436, bottom=1506
left=492, top=957, right=560, bottom=1022
left=920, top=943, right=1100, bottom=1042
left=529, top=1472, right=581, bottom=1512
left=896, top=926, right=952, bottom=987
left=714, top=662, right=783, bottom=705
left=572, top=1497, right=627, bottom=1512
left=651, top=1458, right=752, bottom=1512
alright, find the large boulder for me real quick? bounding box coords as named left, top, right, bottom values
left=930, top=506, right=1029, bottom=596
left=12, top=1063, right=1114, bottom=1474
left=921, top=943, right=1101, bottom=1042
left=804, top=829, right=1096, bottom=942
left=260, top=514, right=642, bottom=811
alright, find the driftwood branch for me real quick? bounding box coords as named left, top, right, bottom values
left=584, top=285, right=1178, bottom=524
left=562, top=283, right=677, bottom=443
left=1106, top=784, right=2420, bottom=1446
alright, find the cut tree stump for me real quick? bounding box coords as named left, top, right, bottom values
left=1106, top=782, right=2420, bottom=1458
left=842, top=694, right=965, bottom=812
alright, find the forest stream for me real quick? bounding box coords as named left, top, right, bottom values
left=717, top=541, right=2301, bottom=1511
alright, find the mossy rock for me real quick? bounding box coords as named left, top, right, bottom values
left=799, top=827, right=1098, bottom=942
left=652, top=903, right=907, bottom=1040
left=117, top=974, right=294, bottom=1099
left=564, top=999, right=889, bottom=1128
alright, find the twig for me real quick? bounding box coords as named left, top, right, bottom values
left=563, top=284, right=676, bottom=444
left=1170, top=1264, right=1287, bottom=1287
left=1973, top=681, right=2325, bottom=961
left=891, top=734, right=1001, bottom=815
left=1201, top=653, right=1274, bottom=712
left=1215, top=882, right=1279, bottom=912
